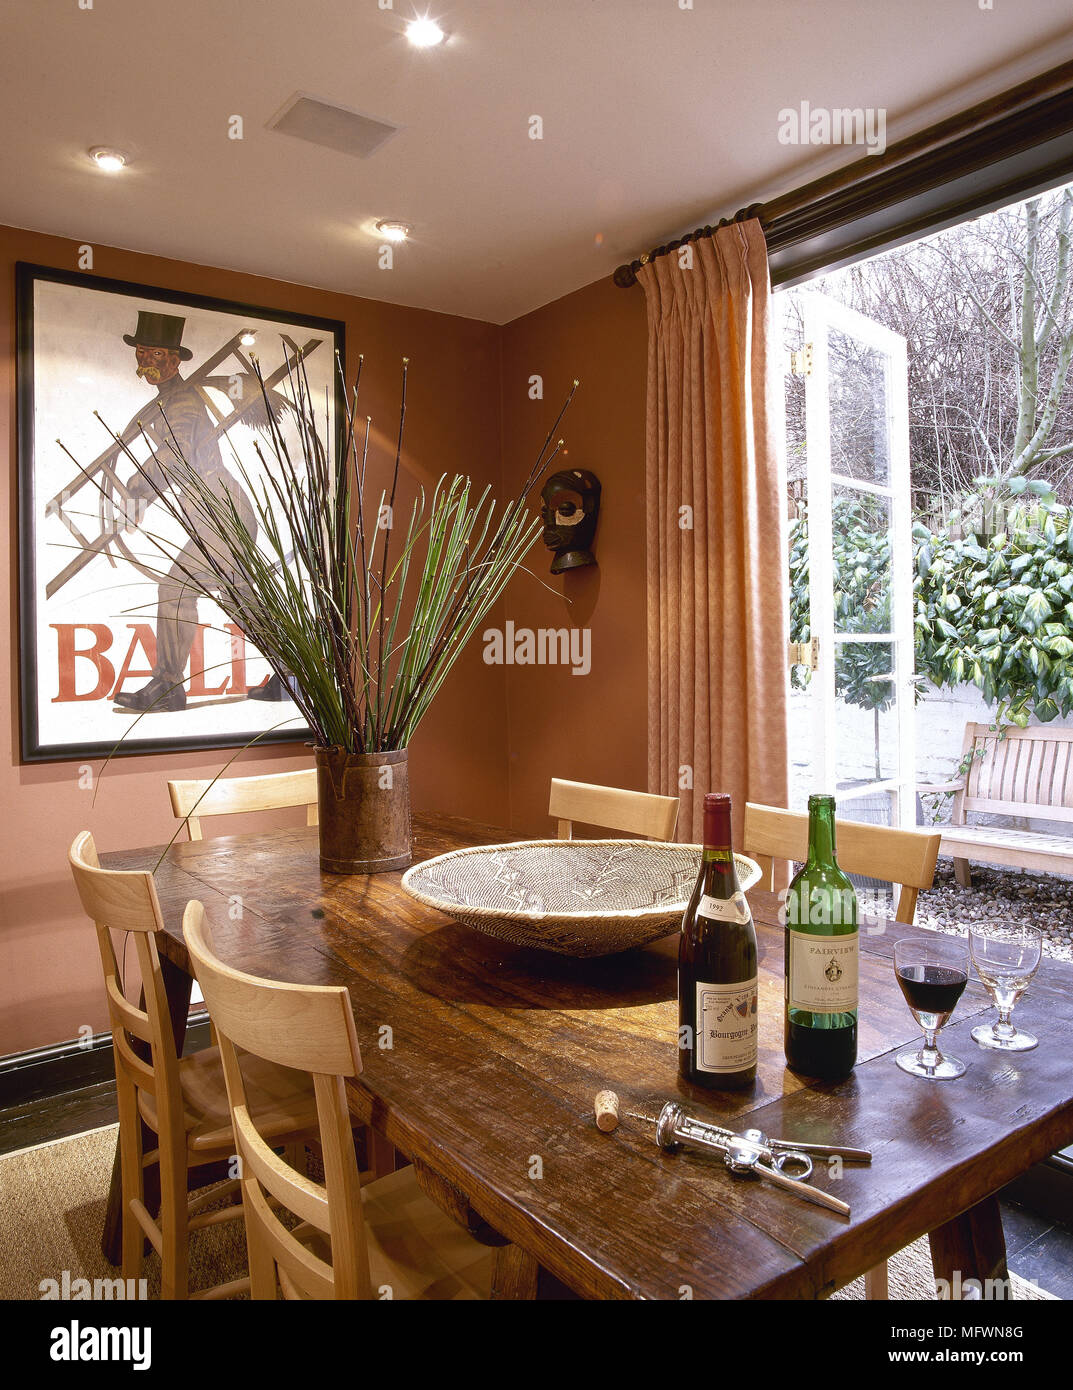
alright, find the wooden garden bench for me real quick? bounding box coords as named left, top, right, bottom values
left=921, top=722, right=1073, bottom=886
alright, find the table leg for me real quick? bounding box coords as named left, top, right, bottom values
left=370, top=1131, right=400, bottom=1180
left=491, top=1244, right=540, bottom=1301
left=864, top=1262, right=889, bottom=1299
left=928, top=1195, right=1011, bottom=1300
left=101, top=961, right=193, bottom=1265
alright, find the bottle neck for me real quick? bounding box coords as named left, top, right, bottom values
left=806, top=803, right=837, bottom=867
left=701, top=801, right=734, bottom=864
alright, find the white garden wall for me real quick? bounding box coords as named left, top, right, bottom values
left=788, top=681, right=1073, bottom=837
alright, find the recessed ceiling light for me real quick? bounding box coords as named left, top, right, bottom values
left=375, top=220, right=411, bottom=243
left=89, top=147, right=128, bottom=173
left=240, top=331, right=257, bottom=346
left=406, top=17, right=445, bottom=47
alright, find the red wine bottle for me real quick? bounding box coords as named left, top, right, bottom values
left=678, top=793, right=758, bottom=1090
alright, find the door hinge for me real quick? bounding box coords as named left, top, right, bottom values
left=790, top=343, right=814, bottom=377
left=789, top=637, right=819, bottom=670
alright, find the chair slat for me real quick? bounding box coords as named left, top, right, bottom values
left=245, top=1182, right=335, bottom=1300
left=743, top=804, right=940, bottom=925
left=233, top=1107, right=330, bottom=1232
left=111, top=1027, right=158, bottom=1095
left=168, top=769, right=319, bottom=842
left=548, top=778, right=679, bottom=841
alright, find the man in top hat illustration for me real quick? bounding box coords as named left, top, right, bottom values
left=112, top=310, right=279, bottom=711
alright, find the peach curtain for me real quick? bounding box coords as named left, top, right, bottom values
left=638, top=219, right=788, bottom=843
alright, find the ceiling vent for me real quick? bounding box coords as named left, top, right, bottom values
left=267, top=92, right=400, bottom=159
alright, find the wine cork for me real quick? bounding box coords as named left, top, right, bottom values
left=594, top=1090, right=620, bottom=1132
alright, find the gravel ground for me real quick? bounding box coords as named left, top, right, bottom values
left=916, top=860, right=1073, bottom=962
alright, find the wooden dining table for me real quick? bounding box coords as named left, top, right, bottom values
left=102, top=811, right=1073, bottom=1299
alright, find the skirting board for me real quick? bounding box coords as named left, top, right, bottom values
left=0, top=1011, right=211, bottom=1109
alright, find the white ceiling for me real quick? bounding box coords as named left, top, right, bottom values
left=3, top=0, right=1073, bottom=324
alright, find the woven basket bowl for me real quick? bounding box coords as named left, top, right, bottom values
left=400, top=839, right=762, bottom=958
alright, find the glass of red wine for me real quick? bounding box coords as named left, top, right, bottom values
left=894, top=936, right=970, bottom=1080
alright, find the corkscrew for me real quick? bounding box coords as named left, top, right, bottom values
left=626, top=1101, right=870, bottom=1216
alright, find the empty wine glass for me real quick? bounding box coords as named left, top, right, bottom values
left=894, top=936, right=970, bottom=1080
left=968, top=923, right=1042, bottom=1052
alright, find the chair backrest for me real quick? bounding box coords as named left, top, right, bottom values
left=182, top=901, right=369, bottom=1300
left=168, top=768, right=319, bottom=841
left=955, top=722, right=1073, bottom=824
left=68, top=831, right=183, bottom=1129
left=742, top=804, right=941, bottom=925
left=549, top=778, right=679, bottom=841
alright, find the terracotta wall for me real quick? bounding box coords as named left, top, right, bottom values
left=0, top=225, right=510, bottom=1055
left=498, top=276, right=649, bottom=835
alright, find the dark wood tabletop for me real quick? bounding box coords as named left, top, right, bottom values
left=104, top=812, right=1073, bottom=1300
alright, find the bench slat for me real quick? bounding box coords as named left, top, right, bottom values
left=961, top=797, right=1073, bottom=822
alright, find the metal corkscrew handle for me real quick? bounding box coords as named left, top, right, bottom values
left=654, top=1103, right=814, bottom=1179
left=644, top=1102, right=851, bottom=1216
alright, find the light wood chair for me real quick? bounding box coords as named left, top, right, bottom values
left=168, top=767, right=319, bottom=841
left=169, top=766, right=396, bottom=1176
left=742, top=803, right=941, bottom=925
left=182, top=901, right=494, bottom=1300
left=69, top=832, right=321, bottom=1300
left=549, top=778, right=679, bottom=842
left=742, top=804, right=941, bottom=1302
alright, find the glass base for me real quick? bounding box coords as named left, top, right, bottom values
left=971, top=1024, right=1038, bottom=1052
left=896, top=1047, right=966, bottom=1080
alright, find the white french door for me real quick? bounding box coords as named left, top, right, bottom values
left=791, top=290, right=916, bottom=829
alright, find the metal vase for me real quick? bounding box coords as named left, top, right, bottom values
left=314, top=747, right=412, bottom=875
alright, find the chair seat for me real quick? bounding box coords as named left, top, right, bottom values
left=292, top=1166, right=494, bottom=1300
left=138, top=1046, right=318, bottom=1153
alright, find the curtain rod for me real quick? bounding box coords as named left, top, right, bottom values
left=612, top=57, right=1073, bottom=289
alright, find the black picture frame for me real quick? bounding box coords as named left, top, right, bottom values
left=16, top=261, right=346, bottom=763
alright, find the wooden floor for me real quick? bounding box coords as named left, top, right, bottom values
left=1, top=1079, right=1070, bottom=1299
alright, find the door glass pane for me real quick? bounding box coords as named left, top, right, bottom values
left=829, top=329, right=891, bottom=486
left=830, top=786, right=896, bottom=917
left=834, top=640, right=898, bottom=785
left=832, top=485, right=892, bottom=636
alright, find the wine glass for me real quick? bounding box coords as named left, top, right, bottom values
left=968, top=923, right=1042, bottom=1052
left=894, top=936, right=970, bottom=1080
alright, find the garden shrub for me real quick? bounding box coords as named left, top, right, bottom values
left=789, top=492, right=1073, bottom=727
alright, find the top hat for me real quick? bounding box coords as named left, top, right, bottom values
left=122, top=311, right=193, bottom=361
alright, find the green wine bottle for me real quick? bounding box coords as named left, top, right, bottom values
left=784, top=794, right=858, bottom=1079
left=679, top=793, right=758, bottom=1090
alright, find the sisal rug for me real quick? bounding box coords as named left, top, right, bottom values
left=0, top=1124, right=248, bottom=1301
left=0, top=1124, right=1055, bottom=1301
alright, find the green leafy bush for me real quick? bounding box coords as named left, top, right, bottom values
left=789, top=500, right=896, bottom=712
left=914, top=503, right=1073, bottom=726
left=790, top=493, right=1073, bottom=728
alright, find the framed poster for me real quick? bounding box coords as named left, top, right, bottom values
left=16, top=263, right=345, bottom=762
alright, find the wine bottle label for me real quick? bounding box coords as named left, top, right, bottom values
left=698, top=892, right=750, bottom=924
left=788, top=930, right=859, bottom=1013
left=694, top=978, right=758, bottom=1073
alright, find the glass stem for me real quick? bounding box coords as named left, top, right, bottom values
left=919, top=1026, right=942, bottom=1069
left=993, top=1007, right=1016, bottom=1040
